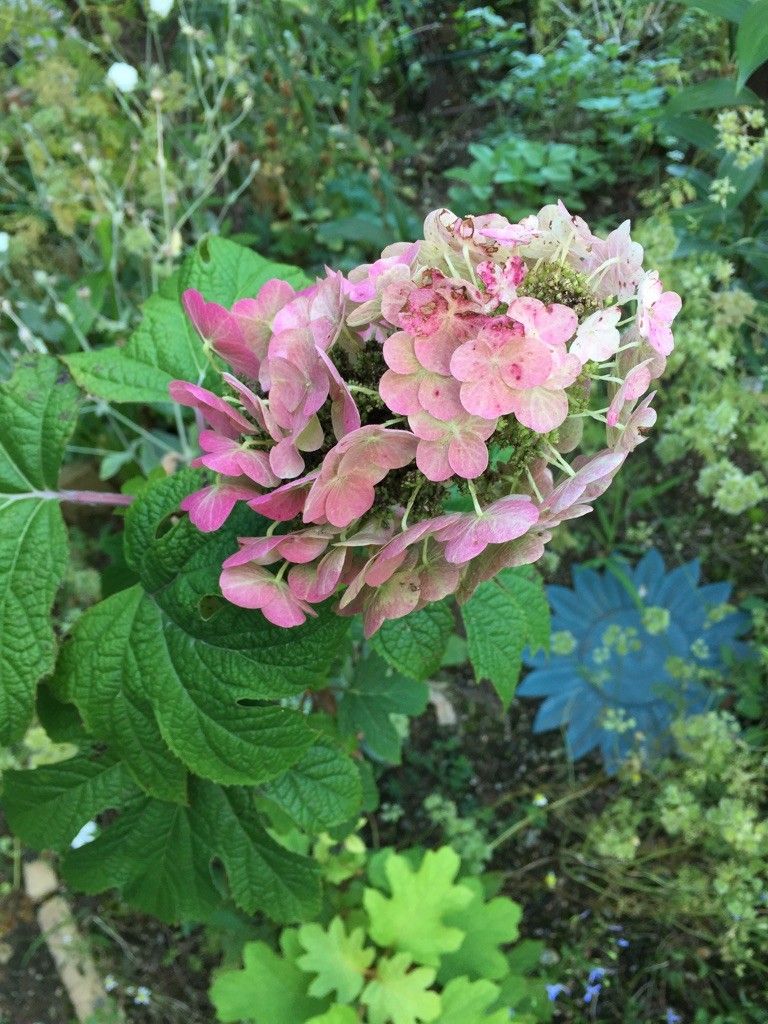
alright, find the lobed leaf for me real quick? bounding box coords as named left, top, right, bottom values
left=0, top=355, right=79, bottom=743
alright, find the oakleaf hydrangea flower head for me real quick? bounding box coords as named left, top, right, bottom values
left=170, top=207, right=679, bottom=634
left=518, top=550, right=749, bottom=772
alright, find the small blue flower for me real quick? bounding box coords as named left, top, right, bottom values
left=588, top=966, right=606, bottom=984
left=583, top=983, right=602, bottom=1004
left=546, top=983, right=568, bottom=1001
left=519, top=551, right=748, bottom=772
left=616, top=937, right=630, bottom=948
left=665, top=1011, right=682, bottom=1024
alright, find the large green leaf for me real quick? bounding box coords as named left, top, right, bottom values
left=665, top=77, right=759, bottom=115
left=461, top=568, right=549, bottom=707
left=211, top=938, right=330, bottom=1024
left=370, top=602, right=455, bottom=681
left=64, top=238, right=309, bottom=403
left=337, top=651, right=429, bottom=764
left=736, top=0, right=768, bottom=88
left=2, top=749, right=139, bottom=850
left=60, top=775, right=321, bottom=923
left=262, top=741, right=363, bottom=832
left=55, top=470, right=350, bottom=800
left=0, top=355, right=79, bottom=743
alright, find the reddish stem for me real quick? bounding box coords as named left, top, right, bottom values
left=56, top=489, right=135, bottom=507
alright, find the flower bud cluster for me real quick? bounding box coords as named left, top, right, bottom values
left=170, top=204, right=680, bottom=633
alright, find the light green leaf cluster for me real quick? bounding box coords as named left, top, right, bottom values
left=209, top=846, right=552, bottom=1024
left=461, top=567, right=550, bottom=706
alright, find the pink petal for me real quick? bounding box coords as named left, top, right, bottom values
left=181, top=482, right=255, bottom=532
left=269, top=437, right=305, bottom=480
left=415, top=439, right=453, bottom=482
left=247, top=474, right=317, bottom=521
left=169, top=380, right=253, bottom=438
left=510, top=386, right=569, bottom=433
left=382, top=331, right=420, bottom=374
left=379, top=370, right=421, bottom=415
left=323, top=473, right=376, bottom=528
left=447, top=433, right=489, bottom=479
left=288, top=546, right=347, bottom=603
left=222, top=536, right=285, bottom=568
left=418, top=375, right=464, bottom=420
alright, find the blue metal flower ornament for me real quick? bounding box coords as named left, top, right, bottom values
left=518, top=550, right=748, bottom=772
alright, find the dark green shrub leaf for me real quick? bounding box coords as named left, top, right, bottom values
left=65, top=239, right=309, bottom=403
left=55, top=471, right=349, bottom=799
left=337, top=651, right=429, bottom=764
left=370, top=602, right=454, bottom=681
left=61, top=776, right=321, bottom=923
left=0, top=355, right=79, bottom=743
left=461, top=568, right=550, bottom=707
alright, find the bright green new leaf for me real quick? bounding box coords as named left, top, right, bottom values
left=371, top=601, right=454, bottom=681
left=305, top=1008, right=359, bottom=1024
left=263, top=742, right=362, bottom=832
left=461, top=568, right=550, bottom=707
left=436, top=977, right=508, bottom=1024
left=297, top=915, right=375, bottom=1002
left=2, top=750, right=139, bottom=851
left=62, top=777, right=321, bottom=924
left=65, top=238, right=309, bottom=404
left=360, top=953, right=440, bottom=1024
left=736, top=0, right=768, bottom=89
left=211, top=938, right=329, bottom=1024
left=364, top=848, right=473, bottom=966
left=56, top=471, right=349, bottom=799
left=0, top=355, right=79, bottom=743
left=438, top=878, right=522, bottom=983
left=337, top=650, right=429, bottom=764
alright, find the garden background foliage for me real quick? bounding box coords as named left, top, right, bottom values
left=0, top=1, right=767, bottom=1023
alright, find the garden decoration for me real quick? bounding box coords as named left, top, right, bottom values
left=518, top=550, right=749, bottom=771
left=171, top=205, right=680, bottom=634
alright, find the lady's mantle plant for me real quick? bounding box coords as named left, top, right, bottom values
left=210, top=845, right=553, bottom=1024
left=518, top=550, right=748, bottom=771
left=170, top=205, right=680, bottom=635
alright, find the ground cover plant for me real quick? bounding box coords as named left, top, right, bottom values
left=0, top=2, right=767, bottom=1023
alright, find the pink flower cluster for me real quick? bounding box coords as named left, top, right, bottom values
left=170, top=204, right=680, bottom=634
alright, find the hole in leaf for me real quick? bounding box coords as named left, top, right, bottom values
left=154, top=513, right=179, bottom=540
left=198, top=594, right=225, bottom=620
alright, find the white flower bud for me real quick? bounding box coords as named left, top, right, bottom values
left=106, top=62, right=139, bottom=94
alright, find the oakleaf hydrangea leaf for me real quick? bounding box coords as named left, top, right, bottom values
left=437, top=877, right=522, bottom=983
left=61, top=776, right=321, bottom=924
left=211, top=937, right=329, bottom=1024
left=461, top=567, right=550, bottom=707
left=65, top=239, right=309, bottom=404
left=371, top=602, right=454, bottom=681
left=337, top=650, right=429, bottom=764
left=364, top=848, right=473, bottom=966
left=2, top=749, right=139, bottom=851
left=0, top=355, right=79, bottom=743
left=436, top=977, right=509, bottom=1024
left=55, top=470, right=349, bottom=798
left=360, top=953, right=441, bottom=1024
left=262, top=741, right=362, bottom=832
left=297, top=915, right=375, bottom=1002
